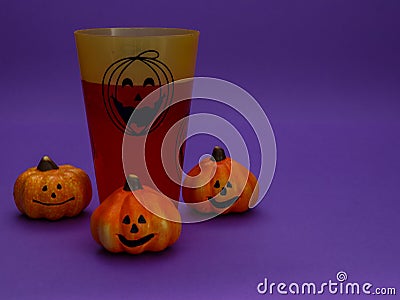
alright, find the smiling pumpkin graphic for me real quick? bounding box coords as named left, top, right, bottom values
left=102, top=50, right=174, bottom=136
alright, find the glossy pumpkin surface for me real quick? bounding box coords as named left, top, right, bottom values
left=13, top=156, right=92, bottom=220
left=90, top=175, right=181, bottom=254
left=182, top=146, right=259, bottom=214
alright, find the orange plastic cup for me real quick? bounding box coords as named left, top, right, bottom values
left=75, top=28, right=199, bottom=202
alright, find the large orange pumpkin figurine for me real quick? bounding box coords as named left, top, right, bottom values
left=13, top=156, right=92, bottom=220
left=90, top=174, right=181, bottom=254
left=182, top=146, right=259, bottom=214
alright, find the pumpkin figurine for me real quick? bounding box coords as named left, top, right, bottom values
left=13, top=156, right=92, bottom=220
left=90, top=174, right=181, bottom=254
left=182, top=146, right=259, bottom=214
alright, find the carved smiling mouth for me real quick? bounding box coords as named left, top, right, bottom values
left=112, top=95, right=136, bottom=125
left=207, top=196, right=239, bottom=209
left=117, top=233, right=155, bottom=248
left=32, top=197, right=75, bottom=206
left=112, top=95, right=163, bottom=128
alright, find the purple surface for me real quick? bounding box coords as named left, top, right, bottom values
left=1, top=0, right=400, bottom=299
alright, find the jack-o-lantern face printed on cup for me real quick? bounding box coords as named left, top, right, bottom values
left=102, top=50, right=174, bottom=136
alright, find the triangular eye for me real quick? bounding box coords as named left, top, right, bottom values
left=122, top=215, right=131, bottom=224
left=227, top=181, right=232, bottom=188
left=213, top=180, right=220, bottom=188
left=138, top=215, right=146, bottom=224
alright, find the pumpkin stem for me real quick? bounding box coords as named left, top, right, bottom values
left=211, top=146, right=226, bottom=162
left=37, top=156, right=59, bottom=171
left=124, top=174, right=143, bottom=191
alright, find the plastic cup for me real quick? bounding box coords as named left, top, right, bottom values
left=75, top=28, right=199, bottom=202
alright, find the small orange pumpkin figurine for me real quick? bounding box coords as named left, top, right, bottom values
left=90, top=174, right=181, bottom=254
left=182, top=146, right=259, bottom=214
left=13, top=156, right=92, bottom=220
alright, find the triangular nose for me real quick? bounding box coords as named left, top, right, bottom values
left=134, top=93, right=142, bottom=101
left=130, top=223, right=139, bottom=233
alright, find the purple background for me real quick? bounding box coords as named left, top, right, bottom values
left=1, top=0, right=399, bottom=299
